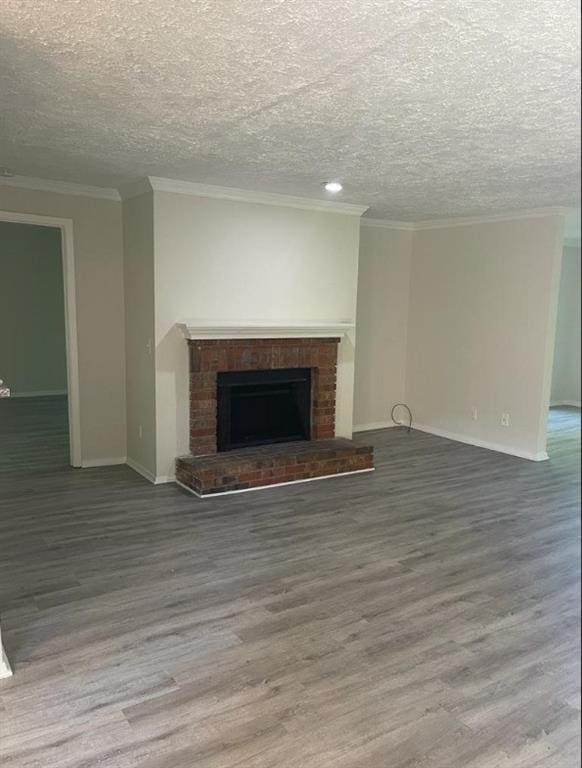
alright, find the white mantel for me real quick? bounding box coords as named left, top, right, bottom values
left=177, top=321, right=355, bottom=340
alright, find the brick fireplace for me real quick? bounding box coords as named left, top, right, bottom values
left=175, top=326, right=373, bottom=496
left=188, top=337, right=340, bottom=455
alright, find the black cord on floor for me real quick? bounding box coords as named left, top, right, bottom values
left=390, top=403, right=413, bottom=433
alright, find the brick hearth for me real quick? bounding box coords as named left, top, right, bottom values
left=176, top=438, right=374, bottom=496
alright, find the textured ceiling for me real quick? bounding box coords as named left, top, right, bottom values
left=0, top=0, right=580, bottom=219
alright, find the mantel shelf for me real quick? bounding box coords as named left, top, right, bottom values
left=177, top=321, right=354, bottom=340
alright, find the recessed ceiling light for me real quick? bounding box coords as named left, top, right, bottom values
left=323, top=181, right=343, bottom=193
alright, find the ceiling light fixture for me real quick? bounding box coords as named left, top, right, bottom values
left=323, top=181, right=343, bottom=193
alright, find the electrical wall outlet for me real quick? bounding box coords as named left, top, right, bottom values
left=472, top=406, right=478, bottom=421
left=501, top=412, right=510, bottom=427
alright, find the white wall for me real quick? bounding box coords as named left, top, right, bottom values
left=123, top=192, right=157, bottom=478
left=0, top=186, right=126, bottom=464
left=551, top=245, right=581, bottom=406
left=406, top=216, right=563, bottom=459
left=153, top=190, right=362, bottom=479
left=0, top=221, right=67, bottom=395
left=354, top=225, right=412, bottom=430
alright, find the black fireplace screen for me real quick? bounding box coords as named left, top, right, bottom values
left=217, top=368, right=311, bottom=451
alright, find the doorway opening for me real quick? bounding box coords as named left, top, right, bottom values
left=0, top=213, right=80, bottom=469
left=548, top=242, right=581, bottom=454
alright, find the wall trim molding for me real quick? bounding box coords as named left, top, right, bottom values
left=117, top=178, right=153, bottom=201
left=126, top=457, right=157, bottom=483
left=147, top=177, right=369, bottom=216
left=0, top=175, right=120, bottom=201
left=11, top=389, right=67, bottom=398
left=81, top=457, right=127, bottom=468
left=413, top=207, right=569, bottom=231
left=0, top=176, right=574, bottom=232
left=412, top=422, right=549, bottom=462
left=126, top=458, right=171, bottom=485
left=362, top=207, right=570, bottom=232
left=360, top=217, right=416, bottom=231
left=1, top=176, right=574, bottom=234
left=353, top=420, right=396, bottom=432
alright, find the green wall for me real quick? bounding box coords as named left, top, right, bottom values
left=0, top=221, right=67, bottom=395
left=551, top=246, right=581, bottom=405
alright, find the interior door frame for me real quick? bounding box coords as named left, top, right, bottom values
left=0, top=210, right=82, bottom=467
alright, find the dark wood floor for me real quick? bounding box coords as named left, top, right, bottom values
left=0, top=395, right=69, bottom=474
left=0, top=399, right=580, bottom=767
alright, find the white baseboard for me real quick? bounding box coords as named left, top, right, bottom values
left=154, top=475, right=174, bottom=485
left=412, top=422, right=549, bottom=462
left=176, top=467, right=375, bottom=498
left=125, top=458, right=172, bottom=485
left=81, top=457, right=127, bottom=468
left=11, top=389, right=67, bottom=398
left=551, top=400, right=581, bottom=408
left=353, top=420, right=396, bottom=432
left=126, top=457, right=157, bottom=483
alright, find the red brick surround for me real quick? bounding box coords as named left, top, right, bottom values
left=188, top=337, right=340, bottom=456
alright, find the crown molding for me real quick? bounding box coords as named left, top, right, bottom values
left=1, top=174, right=572, bottom=231
left=360, top=207, right=571, bottom=232
left=147, top=177, right=369, bottom=216
left=117, top=178, right=153, bottom=200
left=0, top=174, right=120, bottom=201
left=412, top=207, right=570, bottom=230
left=361, top=217, right=416, bottom=231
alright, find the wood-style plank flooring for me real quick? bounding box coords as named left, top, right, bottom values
left=0, top=395, right=69, bottom=474
left=0, top=398, right=580, bottom=767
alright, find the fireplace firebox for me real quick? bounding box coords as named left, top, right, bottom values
left=217, top=368, right=311, bottom=451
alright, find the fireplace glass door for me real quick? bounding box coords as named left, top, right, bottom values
left=217, top=368, right=311, bottom=451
